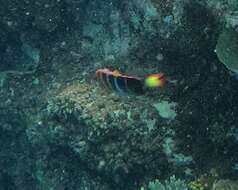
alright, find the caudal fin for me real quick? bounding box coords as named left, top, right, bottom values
left=144, top=73, right=166, bottom=88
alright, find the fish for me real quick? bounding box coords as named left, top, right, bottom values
left=96, top=68, right=166, bottom=95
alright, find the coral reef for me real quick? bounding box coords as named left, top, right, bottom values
left=141, top=176, right=188, bottom=190
left=0, top=0, right=238, bottom=190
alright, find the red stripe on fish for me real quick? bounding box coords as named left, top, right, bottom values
left=96, top=68, right=165, bottom=95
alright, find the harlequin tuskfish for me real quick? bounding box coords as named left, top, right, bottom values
left=96, top=68, right=166, bottom=95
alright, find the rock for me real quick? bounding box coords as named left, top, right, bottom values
left=153, top=100, right=177, bottom=120
left=216, top=28, right=238, bottom=74
left=212, top=180, right=238, bottom=190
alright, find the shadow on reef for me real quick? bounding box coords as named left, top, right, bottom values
left=161, top=2, right=238, bottom=180
left=129, top=0, right=238, bottom=183
left=0, top=109, right=36, bottom=190
left=0, top=173, right=16, bottom=190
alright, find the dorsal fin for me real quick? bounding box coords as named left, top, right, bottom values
left=112, top=70, right=121, bottom=76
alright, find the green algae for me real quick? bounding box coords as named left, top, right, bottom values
left=140, top=176, right=188, bottom=190
left=216, top=28, right=238, bottom=74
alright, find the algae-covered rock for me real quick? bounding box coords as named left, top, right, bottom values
left=216, top=28, right=238, bottom=74
left=212, top=179, right=238, bottom=190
